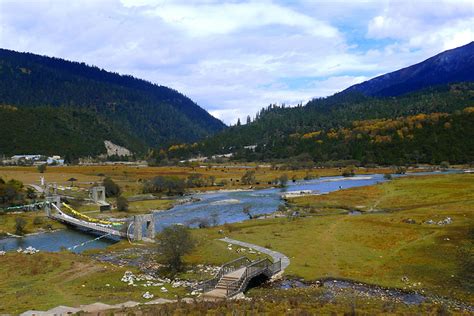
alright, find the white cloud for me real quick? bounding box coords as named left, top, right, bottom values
left=141, top=1, right=340, bottom=38
left=367, top=0, right=474, bottom=51
left=0, top=0, right=472, bottom=125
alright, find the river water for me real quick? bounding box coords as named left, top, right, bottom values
left=0, top=171, right=460, bottom=253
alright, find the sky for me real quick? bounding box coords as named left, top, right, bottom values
left=1, top=0, right=473, bottom=124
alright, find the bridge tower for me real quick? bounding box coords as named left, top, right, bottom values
left=90, top=186, right=111, bottom=211
left=44, top=195, right=61, bottom=216
left=132, top=214, right=155, bottom=241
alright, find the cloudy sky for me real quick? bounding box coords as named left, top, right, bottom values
left=1, top=0, right=473, bottom=124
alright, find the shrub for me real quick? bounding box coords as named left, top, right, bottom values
left=15, top=217, right=27, bottom=235
left=116, top=196, right=129, bottom=212
left=157, top=225, right=195, bottom=273
left=33, top=216, right=44, bottom=225
left=37, top=164, right=47, bottom=173
left=342, top=166, right=355, bottom=177
left=278, top=174, right=288, bottom=187
left=440, top=161, right=450, bottom=170
left=241, top=170, right=256, bottom=185
left=103, top=177, right=121, bottom=197
left=143, top=176, right=185, bottom=196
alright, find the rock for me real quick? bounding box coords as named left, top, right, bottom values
left=401, top=276, right=409, bottom=283
left=424, top=219, right=435, bottom=225
left=402, top=218, right=416, bottom=224
left=437, top=217, right=452, bottom=225
left=142, top=291, right=154, bottom=299
left=121, top=271, right=137, bottom=284
left=160, top=287, right=168, bottom=293
left=0, top=251, right=5, bottom=256
left=21, top=246, right=40, bottom=254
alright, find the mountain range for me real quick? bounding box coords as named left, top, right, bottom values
left=1, top=42, right=473, bottom=163
left=161, top=42, right=474, bottom=165
left=0, top=48, right=225, bottom=158
left=344, top=41, right=474, bottom=97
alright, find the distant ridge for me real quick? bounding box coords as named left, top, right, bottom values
left=0, top=49, right=226, bottom=157
left=165, top=43, right=474, bottom=165
left=344, top=41, right=474, bottom=96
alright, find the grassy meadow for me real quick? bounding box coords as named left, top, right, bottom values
left=0, top=212, right=65, bottom=236
left=0, top=164, right=394, bottom=194
left=193, top=173, right=474, bottom=303
left=0, top=251, right=188, bottom=315
left=0, top=167, right=472, bottom=313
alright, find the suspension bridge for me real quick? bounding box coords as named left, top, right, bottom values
left=44, top=199, right=155, bottom=242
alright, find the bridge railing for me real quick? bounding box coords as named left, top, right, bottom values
left=226, top=257, right=281, bottom=297
left=50, top=211, right=125, bottom=237
left=197, top=256, right=251, bottom=292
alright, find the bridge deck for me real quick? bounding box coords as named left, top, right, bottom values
left=199, top=256, right=282, bottom=300
left=50, top=212, right=128, bottom=238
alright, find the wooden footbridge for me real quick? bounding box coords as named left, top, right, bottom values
left=197, top=256, right=282, bottom=299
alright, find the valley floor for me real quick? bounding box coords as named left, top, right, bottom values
left=0, top=169, right=472, bottom=314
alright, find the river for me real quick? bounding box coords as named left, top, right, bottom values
left=0, top=171, right=460, bottom=253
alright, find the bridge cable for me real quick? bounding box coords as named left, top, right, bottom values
left=67, top=232, right=113, bottom=251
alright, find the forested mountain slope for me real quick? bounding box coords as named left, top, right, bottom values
left=0, top=106, right=143, bottom=159
left=162, top=84, right=474, bottom=165
left=159, top=43, right=474, bottom=165
left=0, top=49, right=225, bottom=156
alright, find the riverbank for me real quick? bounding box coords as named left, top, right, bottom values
left=193, top=173, right=474, bottom=304
left=0, top=164, right=410, bottom=196
left=1, top=171, right=472, bottom=313
left=0, top=212, right=65, bottom=237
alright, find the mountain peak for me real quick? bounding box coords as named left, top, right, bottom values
left=344, top=41, right=474, bottom=97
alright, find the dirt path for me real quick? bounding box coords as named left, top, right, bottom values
left=219, top=237, right=290, bottom=271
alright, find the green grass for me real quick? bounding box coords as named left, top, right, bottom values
left=0, top=212, right=65, bottom=236
left=0, top=252, right=187, bottom=314
left=290, top=173, right=474, bottom=213
left=98, top=286, right=467, bottom=315
left=197, top=174, right=474, bottom=303
left=73, top=198, right=175, bottom=220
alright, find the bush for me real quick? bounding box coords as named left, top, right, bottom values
left=15, top=217, right=27, bottom=235
left=440, top=161, right=450, bottom=170
left=37, top=164, right=47, bottom=173
left=143, top=176, right=186, bottom=196
left=157, top=225, right=195, bottom=273
left=116, top=196, right=129, bottom=212
left=278, top=174, right=289, bottom=187
left=383, top=173, right=393, bottom=180
left=241, top=170, right=256, bottom=185
left=393, top=166, right=407, bottom=174
left=342, top=166, right=355, bottom=177
left=33, top=216, right=44, bottom=225
left=103, top=177, right=121, bottom=197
